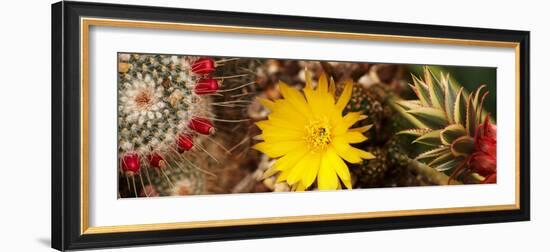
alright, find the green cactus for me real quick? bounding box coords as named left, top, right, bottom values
left=395, top=67, right=491, bottom=176
left=352, top=147, right=387, bottom=187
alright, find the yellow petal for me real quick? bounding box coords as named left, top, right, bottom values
left=294, top=181, right=307, bottom=191
left=260, top=130, right=304, bottom=142
left=299, top=74, right=337, bottom=117
left=334, top=112, right=363, bottom=134
left=276, top=168, right=292, bottom=183
left=331, top=138, right=362, bottom=163
left=326, top=147, right=352, bottom=186
left=303, top=86, right=323, bottom=116
left=252, top=141, right=304, bottom=158
left=342, top=131, right=368, bottom=144
left=271, top=99, right=307, bottom=123
left=336, top=80, right=353, bottom=112
left=349, top=124, right=373, bottom=133
left=318, top=152, right=339, bottom=190
left=298, top=153, right=321, bottom=189
left=287, top=153, right=319, bottom=186
left=255, top=120, right=272, bottom=131
left=316, top=74, right=336, bottom=110
left=346, top=114, right=367, bottom=128
left=258, top=98, right=276, bottom=111
left=272, top=147, right=310, bottom=171
left=256, top=121, right=304, bottom=136
left=352, top=147, right=376, bottom=159
left=341, top=177, right=352, bottom=189
left=303, top=86, right=316, bottom=105
left=329, top=77, right=336, bottom=95
left=305, top=69, right=313, bottom=89
left=278, top=82, right=312, bottom=119
left=265, top=114, right=306, bottom=131
left=317, top=73, right=328, bottom=94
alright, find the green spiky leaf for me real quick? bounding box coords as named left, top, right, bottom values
left=477, top=91, right=489, bottom=125
left=390, top=97, right=429, bottom=129
left=407, top=107, right=447, bottom=129
left=411, top=75, right=431, bottom=106
left=424, top=66, right=436, bottom=88
left=440, top=124, right=467, bottom=145
left=465, top=93, right=477, bottom=136
left=453, top=87, right=465, bottom=125
left=397, top=128, right=433, bottom=137
left=428, top=152, right=453, bottom=167
left=472, top=84, right=486, bottom=112
left=413, top=129, right=443, bottom=146
left=434, top=158, right=460, bottom=172
left=450, top=136, right=475, bottom=157
left=428, top=72, right=445, bottom=110
left=416, top=146, right=450, bottom=160
left=395, top=100, right=423, bottom=110
left=443, top=74, right=457, bottom=124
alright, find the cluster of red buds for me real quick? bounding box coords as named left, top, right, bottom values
left=174, top=117, right=216, bottom=153
left=121, top=119, right=216, bottom=176
left=192, top=57, right=219, bottom=95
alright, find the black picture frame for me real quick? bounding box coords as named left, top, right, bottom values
left=51, top=1, right=530, bottom=251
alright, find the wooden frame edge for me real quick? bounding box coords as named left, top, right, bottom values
left=79, top=17, right=523, bottom=235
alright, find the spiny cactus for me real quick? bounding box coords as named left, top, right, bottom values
left=340, top=83, right=384, bottom=138
left=383, top=136, right=442, bottom=187
left=117, top=53, right=245, bottom=197
left=395, top=67, right=492, bottom=181
left=352, top=147, right=387, bottom=187
left=340, top=82, right=427, bottom=188
left=150, top=152, right=206, bottom=196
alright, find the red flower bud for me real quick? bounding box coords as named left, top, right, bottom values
left=191, top=57, right=215, bottom=75
left=468, top=114, right=497, bottom=183
left=121, top=152, right=140, bottom=174
left=188, top=117, right=215, bottom=135
left=482, top=173, right=497, bottom=184
left=477, top=136, right=496, bottom=156
left=147, top=152, right=166, bottom=169
left=470, top=152, right=496, bottom=176
left=177, top=134, right=194, bottom=152
left=194, top=78, right=219, bottom=95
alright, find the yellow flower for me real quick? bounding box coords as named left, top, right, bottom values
left=253, top=71, right=374, bottom=191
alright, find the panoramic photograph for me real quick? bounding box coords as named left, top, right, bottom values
left=117, top=53, right=496, bottom=198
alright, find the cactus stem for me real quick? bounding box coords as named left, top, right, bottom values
left=406, top=158, right=462, bottom=185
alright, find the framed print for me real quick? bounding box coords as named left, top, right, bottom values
left=51, top=1, right=530, bottom=250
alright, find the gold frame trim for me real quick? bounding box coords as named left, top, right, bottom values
left=80, top=17, right=521, bottom=235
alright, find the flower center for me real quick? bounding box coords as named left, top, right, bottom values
left=305, top=118, right=332, bottom=151
left=134, top=89, right=154, bottom=109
